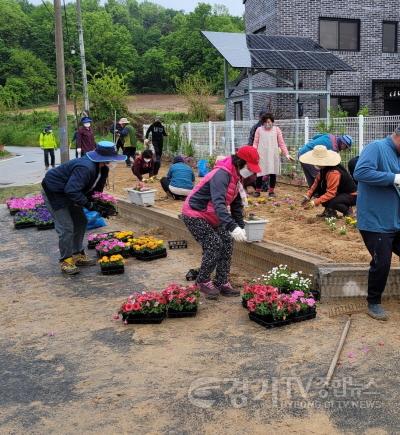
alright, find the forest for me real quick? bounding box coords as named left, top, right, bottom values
left=0, top=0, right=244, bottom=109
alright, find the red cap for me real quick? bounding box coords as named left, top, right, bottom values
left=236, top=145, right=261, bottom=174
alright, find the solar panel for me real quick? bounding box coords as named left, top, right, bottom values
left=201, top=31, right=353, bottom=71
left=250, top=50, right=295, bottom=69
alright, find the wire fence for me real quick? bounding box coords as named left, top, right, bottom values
left=144, top=115, right=400, bottom=180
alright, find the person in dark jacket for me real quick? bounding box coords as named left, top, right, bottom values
left=145, top=117, right=167, bottom=175
left=248, top=110, right=267, bottom=145
left=182, top=146, right=261, bottom=299
left=109, top=120, right=125, bottom=154
left=132, top=149, right=155, bottom=181
left=299, top=145, right=357, bottom=218
left=160, top=156, right=195, bottom=200
left=42, top=141, right=126, bottom=275
left=348, top=155, right=359, bottom=184
left=77, top=116, right=96, bottom=157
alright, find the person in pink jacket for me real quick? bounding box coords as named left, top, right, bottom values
left=182, top=146, right=261, bottom=300
left=253, top=113, right=293, bottom=197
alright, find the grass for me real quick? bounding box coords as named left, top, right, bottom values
left=0, top=184, right=41, bottom=203
left=0, top=150, right=11, bottom=159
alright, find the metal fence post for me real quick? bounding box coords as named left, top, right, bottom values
left=231, top=120, right=235, bottom=154
left=304, top=117, right=309, bottom=144
left=209, top=121, right=213, bottom=156
left=358, top=115, right=364, bottom=154
left=188, top=122, right=192, bottom=144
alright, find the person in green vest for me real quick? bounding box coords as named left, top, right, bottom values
left=118, top=117, right=137, bottom=167
left=39, top=125, right=58, bottom=170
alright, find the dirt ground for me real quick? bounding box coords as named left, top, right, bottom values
left=1, top=206, right=400, bottom=434
left=106, top=163, right=395, bottom=265
left=22, top=94, right=224, bottom=116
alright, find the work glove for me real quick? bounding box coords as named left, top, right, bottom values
left=300, top=195, right=310, bottom=206
left=394, top=174, right=400, bottom=186
left=304, top=200, right=315, bottom=210
left=230, top=227, right=247, bottom=242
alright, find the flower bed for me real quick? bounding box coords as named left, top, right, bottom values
left=34, top=206, right=54, bottom=230
left=95, top=238, right=130, bottom=257
left=130, top=236, right=167, bottom=261
left=118, top=291, right=168, bottom=324
left=14, top=210, right=37, bottom=229
left=162, top=284, right=200, bottom=318
left=7, top=194, right=44, bottom=215
left=91, top=191, right=118, bottom=217
left=245, top=284, right=317, bottom=329
left=99, top=254, right=125, bottom=275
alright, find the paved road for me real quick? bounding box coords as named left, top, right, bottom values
left=0, top=146, right=76, bottom=187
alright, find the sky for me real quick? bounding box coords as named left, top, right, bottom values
left=29, top=0, right=245, bottom=17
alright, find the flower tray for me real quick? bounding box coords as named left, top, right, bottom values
left=88, top=241, right=98, bottom=249
left=168, top=240, right=188, bottom=250
left=249, top=312, right=292, bottom=329
left=97, top=249, right=127, bottom=258
left=122, top=312, right=166, bottom=324
left=121, top=249, right=131, bottom=258
left=310, top=290, right=321, bottom=301
left=100, top=264, right=125, bottom=275
left=168, top=307, right=198, bottom=318
left=10, top=209, right=19, bottom=216
left=14, top=221, right=36, bottom=229
left=94, top=202, right=118, bottom=218
left=135, top=248, right=167, bottom=262
left=249, top=308, right=317, bottom=329
left=242, top=298, right=248, bottom=308
left=37, top=222, right=55, bottom=231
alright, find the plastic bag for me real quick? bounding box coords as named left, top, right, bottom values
left=84, top=209, right=107, bottom=230
left=197, top=159, right=210, bottom=177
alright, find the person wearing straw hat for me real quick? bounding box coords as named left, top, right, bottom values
left=181, top=146, right=261, bottom=300
left=41, top=141, right=126, bottom=275
left=118, top=117, right=137, bottom=167
left=299, top=145, right=357, bottom=218
left=298, top=133, right=353, bottom=187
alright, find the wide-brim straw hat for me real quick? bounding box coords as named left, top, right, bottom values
left=118, top=117, right=130, bottom=124
left=299, top=145, right=341, bottom=166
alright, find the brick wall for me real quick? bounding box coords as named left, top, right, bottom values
left=236, top=0, right=400, bottom=119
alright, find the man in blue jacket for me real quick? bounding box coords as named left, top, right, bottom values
left=42, top=141, right=126, bottom=275
left=354, top=127, right=400, bottom=320
left=160, top=156, right=195, bottom=200
left=298, top=133, right=353, bottom=186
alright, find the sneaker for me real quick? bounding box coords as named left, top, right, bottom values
left=317, top=208, right=338, bottom=218
left=343, top=207, right=354, bottom=217
left=198, top=280, right=219, bottom=300
left=218, top=282, right=240, bottom=297
left=45, top=166, right=49, bottom=171
left=253, top=191, right=261, bottom=198
left=367, top=303, right=388, bottom=321
left=73, top=252, right=96, bottom=266
left=268, top=191, right=276, bottom=198
left=60, top=257, right=80, bottom=275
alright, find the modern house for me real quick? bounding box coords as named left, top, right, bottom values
left=227, top=0, right=400, bottom=120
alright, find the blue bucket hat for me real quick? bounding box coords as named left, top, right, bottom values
left=173, top=155, right=184, bottom=164
left=86, top=141, right=127, bottom=163
left=339, top=134, right=353, bottom=148
left=81, top=116, right=92, bottom=124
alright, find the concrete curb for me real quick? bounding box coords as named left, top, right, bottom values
left=117, top=199, right=400, bottom=298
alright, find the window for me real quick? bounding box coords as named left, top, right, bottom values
left=319, top=96, right=360, bottom=117
left=254, top=26, right=266, bottom=34
left=383, top=22, right=398, bottom=53
left=319, top=18, right=360, bottom=51
left=234, top=102, right=243, bottom=121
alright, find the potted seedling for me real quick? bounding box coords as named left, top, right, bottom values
left=127, top=182, right=157, bottom=207
left=244, top=213, right=268, bottom=242
left=117, top=291, right=168, bottom=324
left=162, top=284, right=200, bottom=318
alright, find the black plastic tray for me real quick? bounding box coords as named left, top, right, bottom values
left=168, top=307, right=198, bottom=318
left=37, top=223, right=55, bottom=230
left=249, top=309, right=316, bottom=329
left=14, top=222, right=36, bottom=229
left=100, top=264, right=125, bottom=275
left=168, top=240, right=188, bottom=249
left=136, top=248, right=167, bottom=262
left=122, top=312, right=166, bottom=324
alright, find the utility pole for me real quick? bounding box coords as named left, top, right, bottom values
left=76, top=0, right=89, bottom=114
left=54, top=0, right=69, bottom=163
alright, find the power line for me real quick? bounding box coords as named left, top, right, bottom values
left=41, top=0, right=54, bottom=18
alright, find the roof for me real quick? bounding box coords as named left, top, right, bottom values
left=202, top=31, right=354, bottom=72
